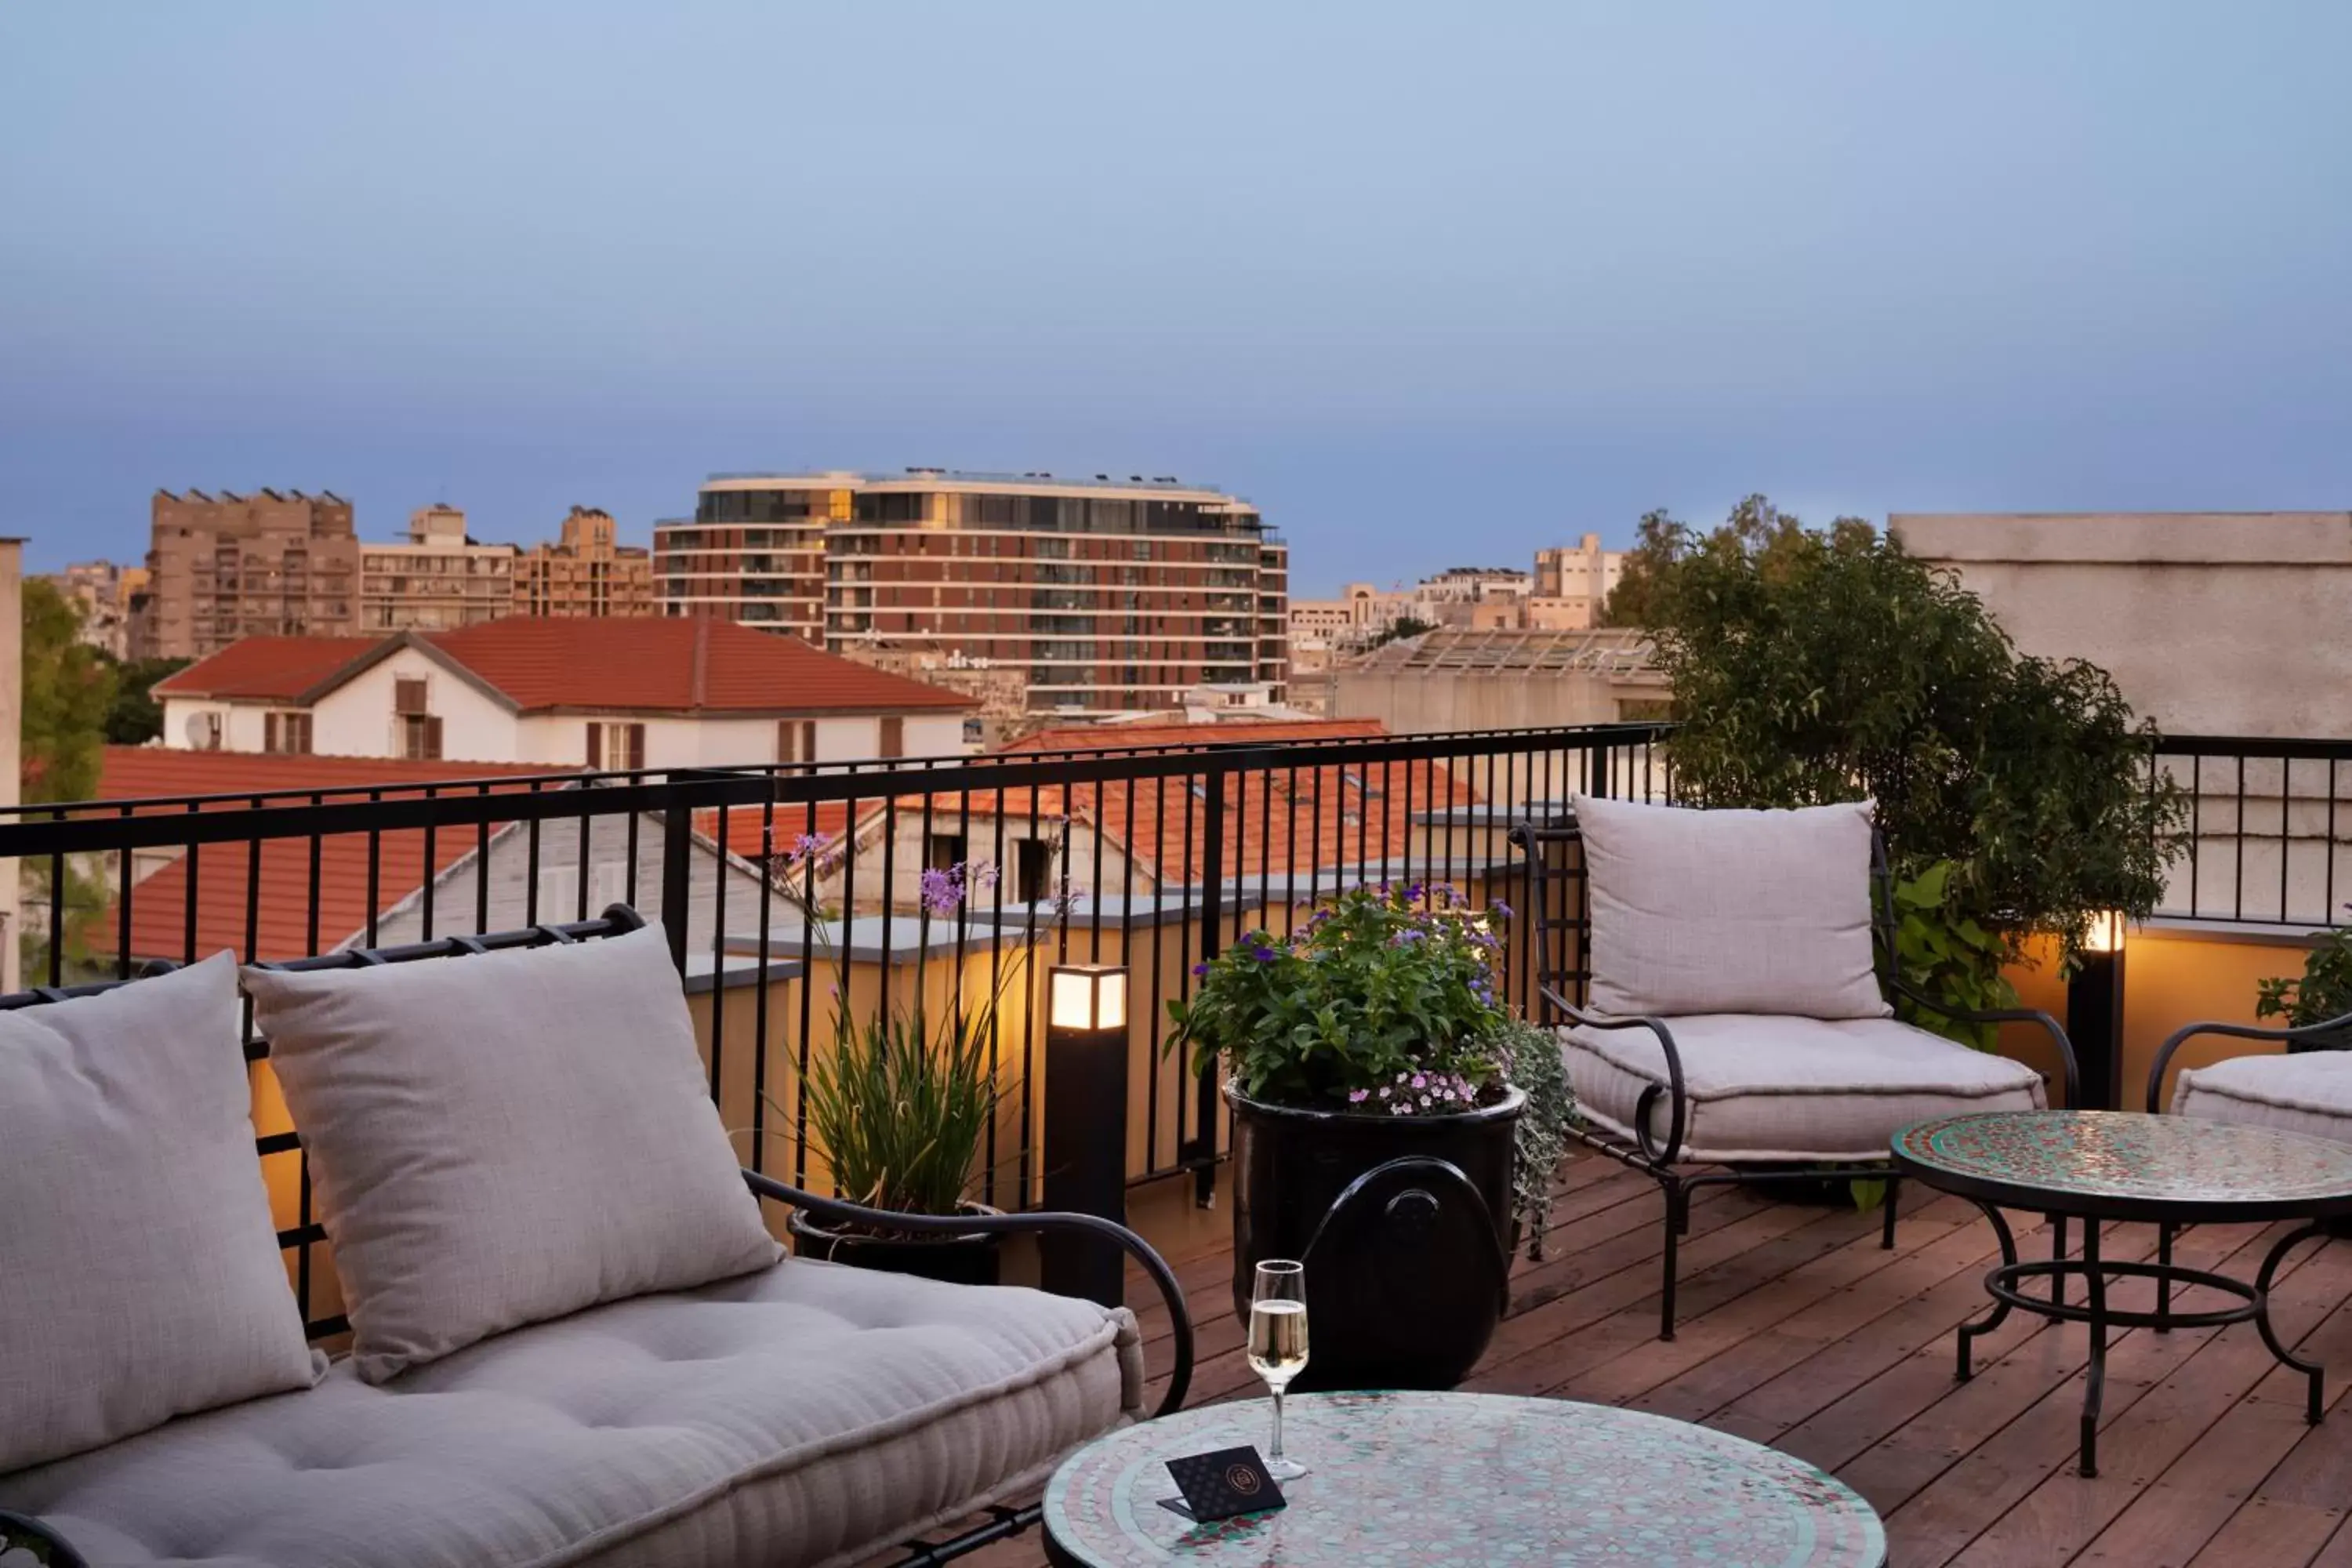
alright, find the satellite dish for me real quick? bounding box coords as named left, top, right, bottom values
left=184, top=712, right=220, bottom=750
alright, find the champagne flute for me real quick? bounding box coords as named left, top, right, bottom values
left=1247, top=1259, right=1309, bottom=1480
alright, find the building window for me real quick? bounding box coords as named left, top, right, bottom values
left=586, top=721, right=645, bottom=771
left=878, top=717, right=904, bottom=759
left=400, top=714, right=444, bottom=760
left=394, top=677, right=429, bottom=715
left=262, top=711, right=313, bottom=755
left=927, top=831, right=967, bottom=871
left=1015, top=838, right=1052, bottom=905
left=775, top=719, right=797, bottom=764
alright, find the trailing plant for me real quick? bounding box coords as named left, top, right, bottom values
left=1614, top=499, right=2184, bottom=965
left=1167, top=882, right=1512, bottom=1109
left=1490, top=1016, right=1579, bottom=1258
left=1887, top=859, right=2019, bottom=1051
left=2256, top=910, right=2352, bottom=1037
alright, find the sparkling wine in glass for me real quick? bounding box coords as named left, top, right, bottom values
left=1248, top=1258, right=1309, bottom=1480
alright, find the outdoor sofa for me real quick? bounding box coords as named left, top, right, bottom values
left=0, top=907, right=1192, bottom=1568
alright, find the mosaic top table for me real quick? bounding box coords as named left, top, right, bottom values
left=1891, top=1109, right=2352, bottom=1478
left=1040, top=1389, right=1887, bottom=1568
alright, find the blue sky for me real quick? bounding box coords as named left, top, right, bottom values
left=3, top=2, right=2347, bottom=593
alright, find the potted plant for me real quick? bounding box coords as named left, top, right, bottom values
left=1168, top=882, right=1555, bottom=1389
left=2256, top=909, right=2352, bottom=1052
left=776, top=855, right=1013, bottom=1287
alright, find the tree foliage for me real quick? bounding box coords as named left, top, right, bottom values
left=100, top=655, right=193, bottom=745
left=1632, top=498, right=2182, bottom=967
left=21, top=579, right=114, bottom=805
left=1366, top=614, right=1436, bottom=649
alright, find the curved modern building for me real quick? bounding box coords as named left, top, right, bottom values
left=655, top=470, right=1287, bottom=717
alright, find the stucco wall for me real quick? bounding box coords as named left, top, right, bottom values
left=1890, top=512, right=2352, bottom=739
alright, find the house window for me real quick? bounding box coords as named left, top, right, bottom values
left=1015, top=838, right=1052, bottom=905
left=927, top=831, right=967, bottom=872
left=586, top=721, right=646, bottom=772
left=394, top=677, right=429, bottom=715
left=775, top=720, right=797, bottom=764
left=263, top=711, right=313, bottom=755
left=187, top=710, right=223, bottom=750
left=878, top=717, right=904, bottom=760
left=400, top=714, right=443, bottom=760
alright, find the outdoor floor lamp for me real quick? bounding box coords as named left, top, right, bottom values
left=1043, top=963, right=1131, bottom=1308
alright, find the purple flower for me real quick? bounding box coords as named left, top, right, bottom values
left=1378, top=1084, right=1391, bottom=1098
left=970, top=860, right=1000, bottom=891
left=790, top=832, right=826, bottom=858
left=1192, top=961, right=1210, bottom=977
left=920, top=866, right=964, bottom=915
left=1347, top=1087, right=1370, bottom=1104
left=1250, top=941, right=1279, bottom=964
left=1489, top=898, right=1512, bottom=920
left=1410, top=1073, right=1428, bottom=1090
left=1401, top=882, right=1425, bottom=904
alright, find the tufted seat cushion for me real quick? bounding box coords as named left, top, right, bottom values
left=2173, top=1051, right=2352, bottom=1145
left=0, top=1258, right=1143, bottom=1568
left=1563, top=1014, right=2047, bottom=1163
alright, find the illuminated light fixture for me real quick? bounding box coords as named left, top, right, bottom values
left=1042, top=964, right=1131, bottom=1307
left=2083, top=910, right=2127, bottom=954
left=2069, top=914, right=2129, bottom=1109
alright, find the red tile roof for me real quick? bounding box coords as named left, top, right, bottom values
left=692, top=800, right=857, bottom=864
left=877, top=720, right=1480, bottom=886
left=421, top=619, right=975, bottom=714
left=93, top=747, right=567, bottom=963
left=154, top=637, right=383, bottom=700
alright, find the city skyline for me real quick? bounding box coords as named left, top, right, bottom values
left=5, top=3, right=2350, bottom=594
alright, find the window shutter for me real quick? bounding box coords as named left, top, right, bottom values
left=422, top=716, right=444, bottom=760
left=394, top=677, right=428, bottom=715
left=801, top=722, right=818, bottom=765
left=586, top=722, right=603, bottom=769
left=776, top=720, right=795, bottom=764
left=264, top=713, right=280, bottom=752
left=626, top=724, right=646, bottom=771
left=879, top=717, right=904, bottom=759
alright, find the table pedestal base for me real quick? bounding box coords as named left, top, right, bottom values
left=1953, top=1207, right=2331, bottom=1478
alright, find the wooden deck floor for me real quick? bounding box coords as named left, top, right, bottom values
left=975, top=1149, right=2352, bottom=1568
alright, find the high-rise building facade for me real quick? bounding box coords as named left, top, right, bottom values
left=143, top=489, right=361, bottom=659
left=517, top=506, right=655, bottom=619
left=358, top=506, right=517, bottom=631
left=654, top=470, right=1287, bottom=716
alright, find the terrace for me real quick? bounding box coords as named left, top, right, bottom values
left=4, top=720, right=2350, bottom=1566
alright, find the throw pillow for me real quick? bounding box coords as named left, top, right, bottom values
left=0, top=953, right=321, bottom=1472
left=241, top=921, right=781, bottom=1383
left=1572, top=794, right=1889, bottom=1020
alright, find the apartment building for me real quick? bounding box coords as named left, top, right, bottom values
left=44, top=561, right=150, bottom=659
left=358, top=506, right=517, bottom=631
left=655, top=469, right=1288, bottom=717
left=154, top=615, right=975, bottom=767
left=142, top=488, right=361, bottom=659
left=518, top=506, right=655, bottom=619
left=1531, top=534, right=1626, bottom=630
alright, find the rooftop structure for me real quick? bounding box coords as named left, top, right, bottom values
left=1332, top=626, right=1667, bottom=733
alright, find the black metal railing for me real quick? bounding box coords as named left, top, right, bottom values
left=2151, top=735, right=2352, bottom=927
left=0, top=724, right=1675, bottom=1229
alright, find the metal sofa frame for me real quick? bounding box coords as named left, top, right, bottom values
left=0, top=906, right=1192, bottom=1568
left=1512, top=818, right=2081, bottom=1341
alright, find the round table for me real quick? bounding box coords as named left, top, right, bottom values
left=1891, top=1110, right=2352, bottom=1478
left=1041, top=1389, right=1887, bottom=1568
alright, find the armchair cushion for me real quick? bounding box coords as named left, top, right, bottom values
left=241, top=922, right=780, bottom=1384
left=1572, top=795, right=1889, bottom=1020
left=0, top=953, right=321, bottom=1474
left=2173, top=1051, right=2352, bottom=1144
left=0, top=1258, right=1144, bottom=1568
left=1562, top=1014, right=2045, bottom=1163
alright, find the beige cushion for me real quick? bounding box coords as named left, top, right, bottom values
left=0, top=1258, right=1143, bottom=1568
left=1573, top=794, right=1889, bottom=1020
left=241, top=923, right=780, bottom=1383
left=2173, top=1051, right=2352, bottom=1144
left=1562, top=1014, right=2046, bottom=1163
left=0, top=954, right=321, bottom=1473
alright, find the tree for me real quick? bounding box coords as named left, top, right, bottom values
left=22, top=579, right=114, bottom=804
left=1365, top=615, right=1436, bottom=649
left=19, top=579, right=118, bottom=982
left=100, top=655, right=193, bottom=745
left=1633, top=499, right=2182, bottom=978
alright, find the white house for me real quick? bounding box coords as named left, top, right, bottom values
left=154, top=617, right=976, bottom=769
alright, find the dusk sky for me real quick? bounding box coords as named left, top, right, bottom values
left=4, top=2, right=2347, bottom=593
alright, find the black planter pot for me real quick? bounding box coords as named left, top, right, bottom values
left=1227, top=1082, right=1521, bottom=1392
left=785, top=1204, right=1002, bottom=1287
left=2288, top=1023, right=2352, bottom=1054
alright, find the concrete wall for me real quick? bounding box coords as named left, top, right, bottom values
left=1330, top=668, right=1661, bottom=733
left=1889, top=512, right=2352, bottom=739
